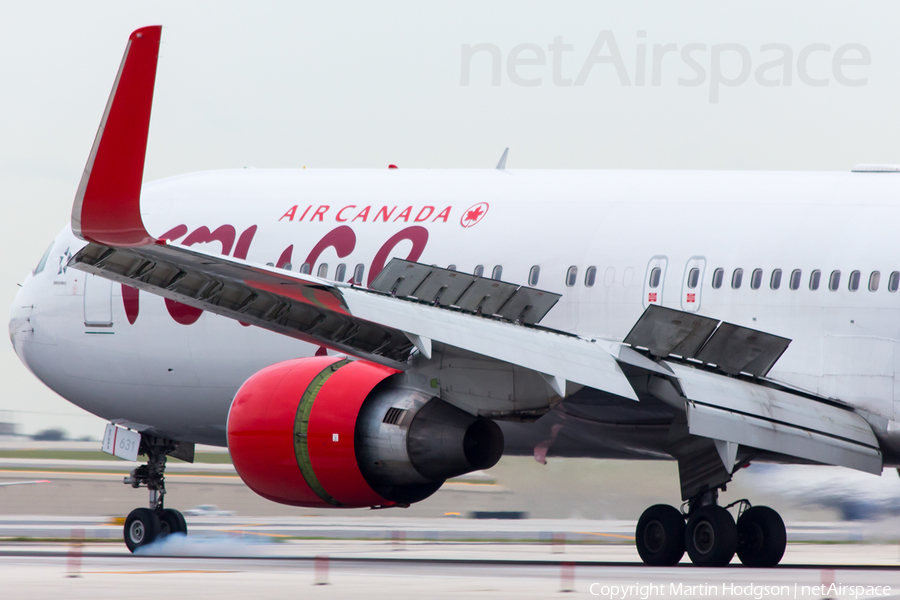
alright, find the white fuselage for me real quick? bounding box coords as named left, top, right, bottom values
left=10, top=168, right=900, bottom=448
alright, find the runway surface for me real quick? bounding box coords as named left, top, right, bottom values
left=3, top=540, right=900, bottom=599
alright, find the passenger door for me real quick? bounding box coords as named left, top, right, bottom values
left=84, top=274, right=113, bottom=327
left=642, top=256, right=667, bottom=308
left=681, top=256, right=706, bottom=313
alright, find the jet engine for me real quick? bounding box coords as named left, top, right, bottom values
left=226, top=356, right=504, bottom=508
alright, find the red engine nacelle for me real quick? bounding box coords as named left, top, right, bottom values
left=227, top=356, right=397, bottom=508
left=228, top=355, right=504, bottom=509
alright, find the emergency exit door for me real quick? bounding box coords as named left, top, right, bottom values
left=681, top=256, right=706, bottom=313
left=642, top=256, right=667, bottom=309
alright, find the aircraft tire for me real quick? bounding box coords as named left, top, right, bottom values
left=158, top=508, right=188, bottom=537
left=736, top=506, right=786, bottom=567
left=685, top=505, right=737, bottom=567
left=635, top=504, right=686, bottom=566
left=124, top=507, right=161, bottom=553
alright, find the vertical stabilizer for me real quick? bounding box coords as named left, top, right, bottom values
left=71, top=26, right=162, bottom=247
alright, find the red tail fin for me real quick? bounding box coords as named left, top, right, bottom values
left=71, top=26, right=161, bottom=247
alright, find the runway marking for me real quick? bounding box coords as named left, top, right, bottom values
left=0, top=469, right=239, bottom=479
left=577, top=531, right=636, bottom=541
left=85, top=570, right=238, bottom=575
left=213, top=529, right=291, bottom=538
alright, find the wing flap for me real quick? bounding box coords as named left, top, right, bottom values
left=667, top=362, right=881, bottom=473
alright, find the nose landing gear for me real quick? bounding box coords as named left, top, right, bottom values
left=635, top=493, right=786, bottom=567
left=122, top=435, right=190, bottom=553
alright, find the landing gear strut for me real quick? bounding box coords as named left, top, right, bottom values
left=122, top=435, right=189, bottom=553
left=635, top=491, right=786, bottom=567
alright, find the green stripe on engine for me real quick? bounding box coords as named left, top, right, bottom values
left=293, top=359, right=349, bottom=506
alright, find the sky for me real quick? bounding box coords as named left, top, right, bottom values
left=1, top=1, right=899, bottom=439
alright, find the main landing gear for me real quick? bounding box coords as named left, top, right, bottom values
left=122, top=436, right=189, bottom=553
left=635, top=491, right=786, bottom=567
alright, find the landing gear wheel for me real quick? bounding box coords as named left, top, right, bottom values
left=124, top=507, right=161, bottom=553
left=736, top=506, right=786, bottom=567
left=685, top=505, right=737, bottom=567
left=636, top=504, right=686, bottom=566
left=158, top=508, right=188, bottom=537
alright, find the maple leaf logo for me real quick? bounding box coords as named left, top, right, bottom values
left=460, top=202, right=489, bottom=228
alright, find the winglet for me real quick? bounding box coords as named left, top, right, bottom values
left=71, top=26, right=162, bottom=247
left=496, top=147, right=509, bottom=170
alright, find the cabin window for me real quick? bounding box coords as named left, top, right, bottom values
left=750, top=269, right=763, bottom=289
left=566, top=266, right=578, bottom=287
left=585, top=266, right=597, bottom=287
left=448, top=264, right=457, bottom=271
left=474, top=265, right=484, bottom=277
left=352, top=264, right=365, bottom=285
left=282, top=262, right=293, bottom=271
left=732, top=268, right=743, bottom=289
left=829, top=270, right=841, bottom=291
left=335, top=263, right=347, bottom=282
left=687, top=267, right=700, bottom=289
left=711, top=268, right=724, bottom=289
left=33, top=243, right=53, bottom=275
left=770, top=269, right=782, bottom=290
left=648, top=267, right=661, bottom=289
left=789, top=269, right=801, bottom=290
left=848, top=270, right=861, bottom=291
left=810, top=270, right=821, bottom=290
left=890, top=271, right=900, bottom=292
left=869, top=271, right=880, bottom=292
left=492, top=265, right=503, bottom=280
left=317, top=263, right=328, bottom=278
left=300, top=263, right=311, bottom=274
left=528, top=266, right=540, bottom=286
left=604, top=267, right=615, bottom=287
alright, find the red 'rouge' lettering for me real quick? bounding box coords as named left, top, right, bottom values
left=368, top=226, right=428, bottom=287
left=122, top=224, right=190, bottom=322
left=182, top=225, right=237, bottom=255
left=233, top=225, right=257, bottom=260
left=159, top=224, right=188, bottom=241
left=303, top=226, right=357, bottom=267
left=165, top=224, right=248, bottom=325
left=277, top=245, right=293, bottom=268
left=122, top=285, right=139, bottom=324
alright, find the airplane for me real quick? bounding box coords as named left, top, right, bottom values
left=8, top=24, right=900, bottom=568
